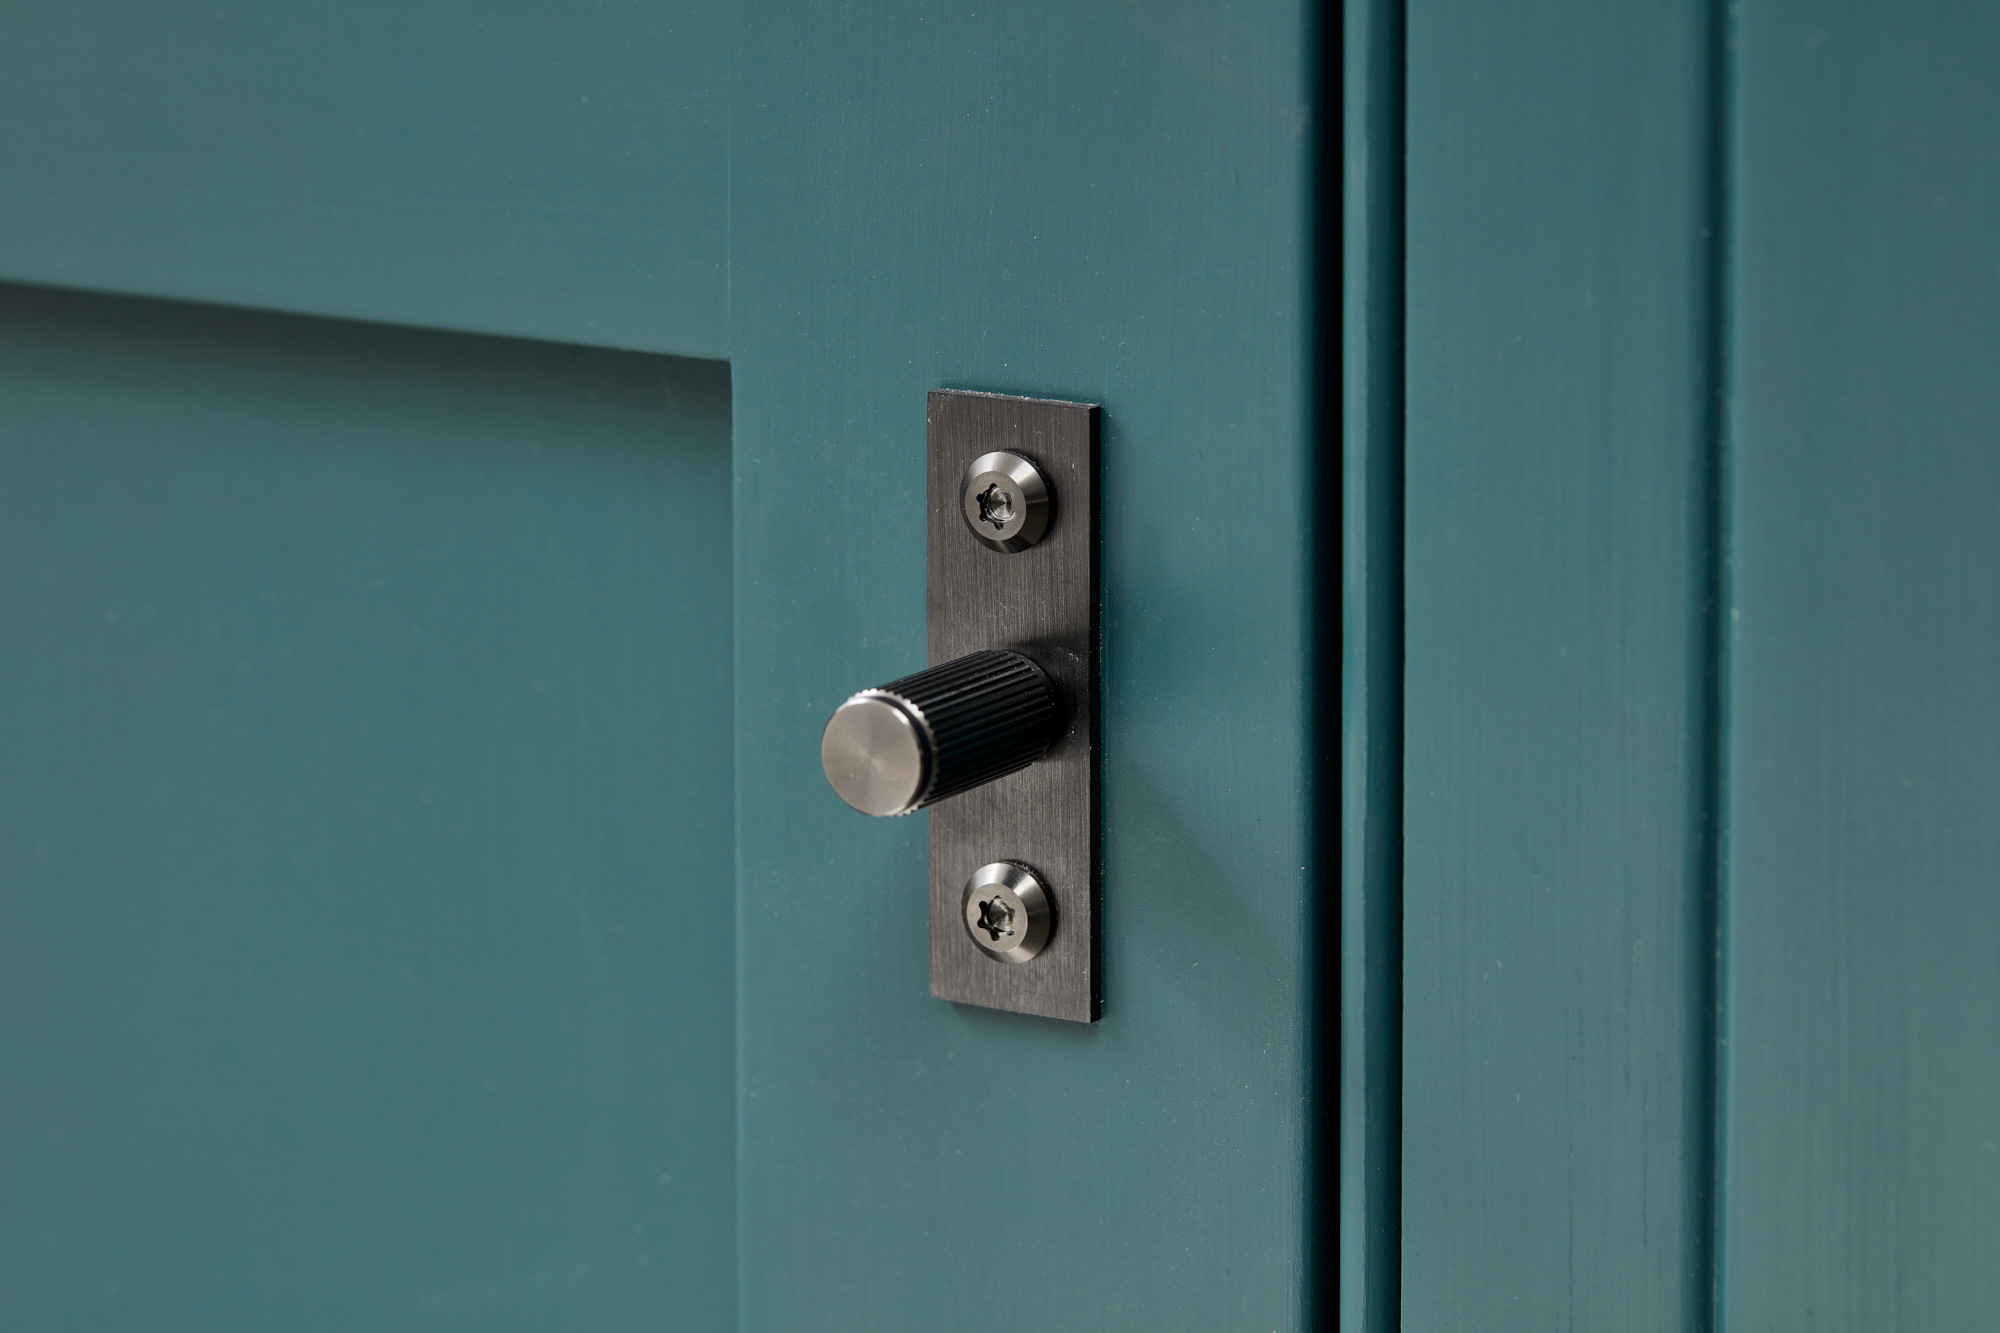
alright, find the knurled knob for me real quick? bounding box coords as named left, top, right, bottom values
left=820, top=649, right=1058, bottom=816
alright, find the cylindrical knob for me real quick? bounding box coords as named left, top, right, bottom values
left=820, top=649, right=1058, bottom=816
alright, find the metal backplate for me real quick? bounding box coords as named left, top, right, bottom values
left=927, top=389, right=1099, bottom=1022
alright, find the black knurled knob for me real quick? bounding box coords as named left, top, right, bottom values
left=820, top=649, right=1058, bottom=816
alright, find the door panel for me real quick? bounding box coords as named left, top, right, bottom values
left=0, top=2, right=1324, bottom=1328
left=0, top=3, right=729, bottom=358
left=1369, top=0, right=2000, bottom=1326
left=1400, top=1, right=1720, bottom=1324
left=728, top=5, right=1316, bottom=1329
left=0, top=285, right=735, bottom=1329
left=1723, top=2, right=2000, bottom=1323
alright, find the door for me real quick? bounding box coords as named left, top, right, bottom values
left=0, top=5, right=1322, bottom=1331
left=1347, top=0, right=2000, bottom=1327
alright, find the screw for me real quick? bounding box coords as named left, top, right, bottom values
left=959, top=451, right=1052, bottom=552
left=962, top=862, right=1053, bottom=963
left=975, top=483, right=1017, bottom=530
left=973, top=894, right=1016, bottom=941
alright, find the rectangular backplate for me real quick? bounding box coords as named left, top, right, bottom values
left=927, top=389, right=1099, bottom=1022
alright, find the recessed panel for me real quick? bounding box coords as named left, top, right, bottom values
left=0, top=284, right=735, bottom=1330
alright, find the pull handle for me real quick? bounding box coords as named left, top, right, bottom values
left=820, top=648, right=1057, bottom=816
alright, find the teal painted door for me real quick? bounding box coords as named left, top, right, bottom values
left=1, top=5, right=1320, bottom=1331
left=1346, top=0, right=2000, bottom=1327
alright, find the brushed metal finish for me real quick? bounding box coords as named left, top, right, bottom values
left=961, top=862, right=1053, bottom=964
left=959, top=450, right=1052, bottom=552
left=821, top=650, right=1057, bottom=816
left=928, top=388, right=1099, bottom=1022
left=821, top=693, right=929, bottom=816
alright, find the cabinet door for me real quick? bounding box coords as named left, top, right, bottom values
left=0, top=5, right=1321, bottom=1330
left=1723, top=2, right=2000, bottom=1323
left=1358, top=1, right=2000, bottom=1326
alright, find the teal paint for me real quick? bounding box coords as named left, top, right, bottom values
left=1340, top=0, right=1403, bottom=1327
left=1722, top=1, right=2000, bottom=1323
left=0, top=1, right=1323, bottom=1326
left=727, top=4, right=1317, bottom=1329
left=0, top=286, right=736, bottom=1329
left=1401, top=1, right=1722, bottom=1324
left=0, top=3, right=730, bottom=359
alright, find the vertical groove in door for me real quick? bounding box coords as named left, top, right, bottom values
left=1693, top=0, right=1739, bottom=1325
left=1700, top=0, right=1741, bottom=1325
left=1339, top=0, right=1405, bottom=1326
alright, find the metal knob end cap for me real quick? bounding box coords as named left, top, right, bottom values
left=821, top=692, right=930, bottom=816
left=960, top=451, right=1052, bottom=552
left=821, top=649, right=1058, bottom=817
left=962, top=862, right=1053, bottom=963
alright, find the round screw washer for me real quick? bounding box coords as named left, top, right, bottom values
left=961, top=861, right=1054, bottom=963
left=959, top=451, right=1052, bottom=552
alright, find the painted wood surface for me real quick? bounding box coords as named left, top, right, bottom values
left=0, top=3, right=1324, bottom=1329
left=0, top=286, right=736, bottom=1327
left=0, top=3, right=730, bottom=358
left=1721, top=1, right=2000, bottom=1323
left=1401, top=1, right=1722, bottom=1324
left=727, top=6, right=1316, bottom=1328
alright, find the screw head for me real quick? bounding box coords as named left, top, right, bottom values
left=959, top=451, right=1052, bottom=552
left=961, top=861, right=1053, bottom=963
